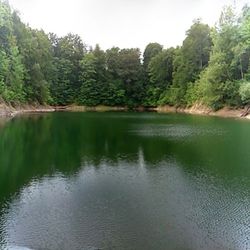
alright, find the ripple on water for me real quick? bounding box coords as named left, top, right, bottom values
left=130, top=124, right=226, bottom=140
left=0, top=163, right=250, bottom=250
left=0, top=113, right=250, bottom=250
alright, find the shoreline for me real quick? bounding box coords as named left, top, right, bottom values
left=155, top=105, right=250, bottom=120
left=0, top=104, right=55, bottom=118
left=0, top=104, right=250, bottom=120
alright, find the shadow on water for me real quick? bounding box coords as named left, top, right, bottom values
left=0, top=112, right=250, bottom=249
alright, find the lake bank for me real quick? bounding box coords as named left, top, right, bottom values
left=0, top=103, right=55, bottom=118
left=64, top=104, right=250, bottom=119
left=0, top=103, right=250, bottom=120
left=156, top=105, right=250, bottom=119
left=0, top=104, right=148, bottom=117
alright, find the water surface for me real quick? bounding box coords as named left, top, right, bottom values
left=0, top=112, right=250, bottom=249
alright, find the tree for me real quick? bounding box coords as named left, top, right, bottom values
left=105, top=47, right=127, bottom=106
left=145, top=48, right=175, bottom=106
left=170, top=20, right=212, bottom=105
left=143, top=43, right=163, bottom=71
left=1, top=1, right=249, bottom=110
left=235, top=5, right=250, bottom=80
left=195, top=7, right=242, bottom=109
left=50, top=57, right=73, bottom=105
left=117, top=48, right=144, bottom=106
left=0, top=1, right=24, bottom=103
left=78, top=53, right=100, bottom=106
left=51, top=33, right=86, bottom=104
left=239, top=81, right=250, bottom=104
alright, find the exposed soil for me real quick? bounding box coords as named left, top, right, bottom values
left=1, top=103, right=250, bottom=120
left=156, top=104, right=250, bottom=119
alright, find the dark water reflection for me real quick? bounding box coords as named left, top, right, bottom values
left=0, top=112, right=250, bottom=249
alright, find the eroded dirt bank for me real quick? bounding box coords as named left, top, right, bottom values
left=1, top=103, right=250, bottom=120
left=156, top=105, right=250, bottom=119
left=0, top=103, right=55, bottom=117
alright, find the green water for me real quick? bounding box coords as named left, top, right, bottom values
left=0, top=112, right=250, bottom=250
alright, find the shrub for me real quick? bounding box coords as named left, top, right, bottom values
left=239, top=81, right=250, bottom=105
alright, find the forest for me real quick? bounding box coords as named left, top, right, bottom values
left=0, top=0, right=250, bottom=110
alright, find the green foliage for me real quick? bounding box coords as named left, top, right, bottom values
left=50, top=58, right=74, bottom=105
left=143, top=43, right=163, bottom=71
left=184, top=82, right=200, bottom=107
left=170, top=20, right=212, bottom=105
left=239, top=81, right=250, bottom=104
left=158, top=86, right=181, bottom=106
left=0, top=1, right=25, bottom=103
left=241, top=6, right=250, bottom=46
left=102, top=80, right=126, bottom=106
left=0, top=1, right=250, bottom=110
left=144, top=48, right=175, bottom=106
left=148, top=49, right=174, bottom=85
left=115, top=48, right=144, bottom=106
left=78, top=53, right=100, bottom=106
left=191, top=6, right=249, bottom=110
left=49, top=33, right=86, bottom=104
left=221, top=81, right=241, bottom=107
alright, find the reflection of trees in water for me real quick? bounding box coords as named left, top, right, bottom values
left=0, top=113, right=171, bottom=201
left=1, top=112, right=250, bottom=202
left=1, top=113, right=250, bottom=249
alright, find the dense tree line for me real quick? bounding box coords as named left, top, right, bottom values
left=0, top=1, right=250, bottom=109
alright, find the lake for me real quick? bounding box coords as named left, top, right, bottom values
left=0, top=112, right=250, bottom=250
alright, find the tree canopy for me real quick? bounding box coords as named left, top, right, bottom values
left=0, top=1, right=250, bottom=110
